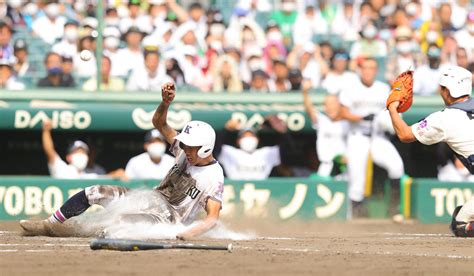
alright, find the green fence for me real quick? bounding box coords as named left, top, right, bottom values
left=0, top=90, right=445, bottom=132
left=0, top=177, right=348, bottom=221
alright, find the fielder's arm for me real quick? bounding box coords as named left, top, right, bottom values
left=340, top=106, right=363, bottom=122
left=152, top=82, right=178, bottom=144
left=387, top=102, right=416, bottom=143
left=176, top=199, right=220, bottom=240
left=42, top=120, right=58, bottom=164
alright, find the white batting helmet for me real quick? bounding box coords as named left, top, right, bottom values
left=174, top=121, right=216, bottom=158
left=439, top=66, right=472, bottom=98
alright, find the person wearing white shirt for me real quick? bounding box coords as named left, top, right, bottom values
left=42, top=120, right=98, bottom=179
left=32, top=3, right=66, bottom=45
left=413, top=45, right=448, bottom=96
left=454, top=13, right=474, bottom=59
left=125, top=129, right=175, bottom=179
left=111, top=26, right=145, bottom=77
left=52, top=20, right=79, bottom=58
left=217, top=116, right=291, bottom=180
left=126, top=48, right=173, bottom=91
left=302, top=79, right=349, bottom=177
left=0, top=59, right=25, bottom=90
left=321, top=51, right=359, bottom=95
left=339, top=58, right=404, bottom=218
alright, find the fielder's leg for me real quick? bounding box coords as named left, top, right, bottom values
left=20, top=185, right=129, bottom=236
left=370, top=137, right=405, bottom=218
left=346, top=133, right=371, bottom=218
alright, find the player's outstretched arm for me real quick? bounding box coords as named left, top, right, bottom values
left=152, top=82, right=178, bottom=144
left=302, top=79, right=318, bottom=125
left=176, top=199, right=221, bottom=240
left=42, top=120, right=58, bottom=164
left=388, top=102, right=416, bottom=143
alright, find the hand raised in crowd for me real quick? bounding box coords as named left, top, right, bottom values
left=224, top=119, right=241, bottom=131
left=263, top=114, right=287, bottom=134
left=161, top=82, right=176, bottom=105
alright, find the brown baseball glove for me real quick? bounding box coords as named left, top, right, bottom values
left=386, top=70, right=414, bottom=113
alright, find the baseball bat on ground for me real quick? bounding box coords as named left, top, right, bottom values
left=90, top=238, right=233, bottom=252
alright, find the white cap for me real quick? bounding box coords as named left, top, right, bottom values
left=174, top=121, right=216, bottom=158
left=439, top=66, right=472, bottom=98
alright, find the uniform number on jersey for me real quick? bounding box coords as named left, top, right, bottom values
left=186, top=186, right=201, bottom=199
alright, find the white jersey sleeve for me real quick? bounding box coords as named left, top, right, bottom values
left=411, top=111, right=446, bottom=145
left=48, top=154, right=78, bottom=179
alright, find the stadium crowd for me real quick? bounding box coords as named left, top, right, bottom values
left=0, top=0, right=473, bottom=93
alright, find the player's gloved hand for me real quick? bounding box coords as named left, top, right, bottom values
left=362, top=114, right=375, bottom=121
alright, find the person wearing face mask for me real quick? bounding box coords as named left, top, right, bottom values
left=32, top=3, right=66, bottom=45
left=413, top=45, right=449, bottom=96
left=126, top=47, right=173, bottom=91
left=52, top=20, right=79, bottom=58
left=385, top=26, right=424, bottom=85
left=216, top=116, right=292, bottom=180
left=41, top=121, right=98, bottom=179
left=349, top=21, right=387, bottom=62
left=302, top=79, right=349, bottom=177
left=454, top=12, right=474, bottom=60
left=125, top=129, right=175, bottom=179
left=37, top=52, right=75, bottom=88
left=269, top=0, right=298, bottom=47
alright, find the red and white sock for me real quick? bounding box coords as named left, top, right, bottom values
left=48, top=209, right=66, bottom=224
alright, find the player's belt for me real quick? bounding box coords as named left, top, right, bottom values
left=350, top=130, right=371, bottom=137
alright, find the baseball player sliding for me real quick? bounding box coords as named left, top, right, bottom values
left=20, top=82, right=225, bottom=240
left=386, top=65, right=474, bottom=237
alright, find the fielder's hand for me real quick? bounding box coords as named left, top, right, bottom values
left=161, top=82, right=176, bottom=105
left=176, top=232, right=192, bottom=241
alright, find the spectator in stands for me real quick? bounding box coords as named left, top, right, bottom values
left=438, top=3, right=457, bottom=35
left=52, top=20, right=79, bottom=58
left=268, top=59, right=290, bottom=92
left=112, top=26, right=144, bottom=77
left=287, top=42, right=325, bottom=88
left=73, top=35, right=97, bottom=78
left=61, top=56, right=74, bottom=79
left=165, top=57, right=186, bottom=86
left=0, top=58, right=25, bottom=90
left=350, top=20, right=387, bottom=62
left=385, top=26, right=424, bottom=83
left=0, top=19, right=13, bottom=60
left=184, top=2, right=207, bottom=40
left=6, top=0, right=26, bottom=27
left=413, top=45, right=446, bottom=95
left=321, top=50, right=358, bottom=95
left=103, top=26, right=121, bottom=75
left=104, top=7, right=120, bottom=28
left=454, top=11, right=474, bottom=59
left=288, top=69, right=302, bottom=91
left=119, top=0, right=144, bottom=34
left=37, top=52, right=75, bottom=88
left=404, top=1, right=424, bottom=30
left=126, top=47, right=172, bottom=91
left=419, top=21, right=444, bottom=54
left=41, top=120, right=125, bottom=179
left=12, top=38, right=34, bottom=77
left=269, top=0, right=297, bottom=47
left=125, top=129, right=175, bottom=179
left=248, top=69, right=270, bottom=92
left=32, top=3, right=66, bottom=45
left=455, top=47, right=469, bottom=68
left=211, top=55, right=243, bottom=93
left=83, top=55, right=125, bottom=92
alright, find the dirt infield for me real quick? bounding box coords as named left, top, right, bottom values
left=0, top=220, right=472, bottom=276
